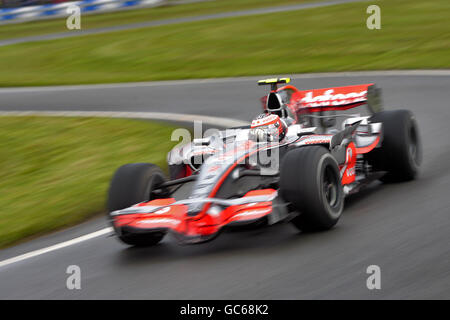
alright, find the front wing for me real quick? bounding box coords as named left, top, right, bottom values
left=110, top=189, right=284, bottom=243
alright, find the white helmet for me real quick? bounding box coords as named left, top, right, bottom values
left=249, top=113, right=287, bottom=142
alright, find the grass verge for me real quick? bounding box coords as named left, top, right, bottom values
left=0, top=116, right=179, bottom=248
left=0, top=0, right=448, bottom=86
left=0, top=0, right=316, bottom=41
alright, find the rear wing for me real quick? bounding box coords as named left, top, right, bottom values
left=289, top=84, right=383, bottom=114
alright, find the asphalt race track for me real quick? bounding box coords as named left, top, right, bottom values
left=0, top=72, right=449, bottom=299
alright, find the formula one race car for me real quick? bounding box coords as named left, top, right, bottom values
left=107, top=77, right=422, bottom=246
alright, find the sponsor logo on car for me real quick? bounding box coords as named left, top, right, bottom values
left=300, top=89, right=367, bottom=108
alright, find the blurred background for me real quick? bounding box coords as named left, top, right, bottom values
left=1, top=0, right=69, bottom=9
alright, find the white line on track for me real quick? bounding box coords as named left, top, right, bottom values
left=0, top=227, right=113, bottom=268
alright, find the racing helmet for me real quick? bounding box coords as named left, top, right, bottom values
left=249, top=113, right=287, bottom=142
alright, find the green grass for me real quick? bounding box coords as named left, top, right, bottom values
left=0, top=0, right=448, bottom=87
left=0, top=117, right=179, bottom=248
left=0, top=0, right=315, bottom=41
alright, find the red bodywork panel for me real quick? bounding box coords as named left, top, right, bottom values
left=340, top=142, right=357, bottom=185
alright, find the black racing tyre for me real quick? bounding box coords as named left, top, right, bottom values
left=107, top=163, right=167, bottom=246
left=280, top=146, right=344, bottom=232
left=367, top=110, right=422, bottom=182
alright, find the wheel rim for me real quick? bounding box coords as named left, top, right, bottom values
left=323, top=165, right=338, bottom=208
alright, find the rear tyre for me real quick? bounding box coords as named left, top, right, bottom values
left=367, top=110, right=422, bottom=182
left=107, top=163, right=167, bottom=246
left=280, top=146, right=344, bottom=232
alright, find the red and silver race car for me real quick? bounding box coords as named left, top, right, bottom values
left=107, top=78, right=422, bottom=246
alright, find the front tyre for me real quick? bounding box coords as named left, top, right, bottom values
left=280, top=146, right=344, bottom=232
left=107, top=163, right=167, bottom=246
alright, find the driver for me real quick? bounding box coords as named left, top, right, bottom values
left=249, top=113, right=288, bottom=142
